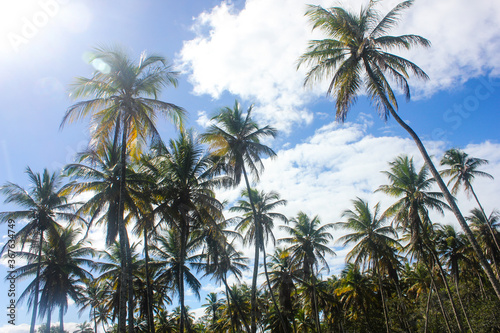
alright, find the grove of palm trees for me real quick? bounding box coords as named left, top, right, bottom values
left=1, top=1, right=499, bottom=333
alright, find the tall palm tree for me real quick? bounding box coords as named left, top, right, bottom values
left=279, top=212, right=335, bottom=332
left=145, top=130, right=224, bottom=333
left=61, top=46, right=185, bottom=333
left=15, top=226, right=95, bottom=333
left=201, top=100, right=278, bottom=333
left=377, top=155, right=463, bottom=332
left=0, top=167, right=81, bottom=333
left=297, top=0, right=500, bottom=299
left=336, top=197, right=399, bottom=333
left=440, top=148, right=499, bottom=253
left=231, top=188, right=287, bottom=330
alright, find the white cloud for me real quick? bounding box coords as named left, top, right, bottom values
left=179, top=0, right=500, bottom=131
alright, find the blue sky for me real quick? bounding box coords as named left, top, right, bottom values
left=1, top=0, right=499, bottom=331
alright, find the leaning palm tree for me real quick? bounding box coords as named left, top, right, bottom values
left=279, top=212, right=335, bottom=332
left=201, top=100, right=278, bottom=333
left=467, top=209, right=500, bottom=274
left=440, top=148, right=499, bottom=253
left=61, top=45, right=185, bottom=333
left=0, top=167, right=81, bottom=333
left=297, top=0, right=500, bottom=299
left=336, top=198, right=399, bottom=333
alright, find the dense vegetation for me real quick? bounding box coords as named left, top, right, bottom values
left=1, top=1, right=499, bottom=332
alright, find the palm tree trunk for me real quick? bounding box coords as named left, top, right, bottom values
left=468, top=181, right=500, bottom=253
left=241, top=165, right=261, bottom=333
left=144, top=230, right=156, bottom=333
left=428, top=248, right=463, bottom=332
left=424, top=288, right=432, bottom=333
left=389, top=108, right=500, bottom=301
left=375, top=263, right=390, bottom=333
left=59, top=305, right=64, bottom=333
left=241, top=165, right=287, bottom=332
left=454, top=275, right=474, bottom=333
left=93, top=308, right=97, bottom=333
left=179, top=222, right=187, bottom=333
left=30, top=230, right=44, bottom=333
left=427, top=264, right=452, bottom=333
left=310, top=273, right=321, bottom=333
left=118, top=116, right=130, bottom=333
left=47, top=307, right=51, bottom=333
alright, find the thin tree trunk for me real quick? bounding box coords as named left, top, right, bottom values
left=144, top=230, right=155, bottom=333
left=389, top=108, right=500, bottom=301
left=93, top=308, right=97, bottom=333
left=424, top=288, right=432, bottom=333
left=241, top=165, right=261, bottom=333
left=469, top=182, right=500, bottom=253
left=376, top=262, right=390, bottom=333
left=30, top=230, right=44, bottom=333
left=427, top=265, right=452, bottom=333
left=225, top=279, right=236, bottom=333
left=47, top=307, right=51, bottom=333
left=179, top=222, right=187, bottom=333
left=118, top=116, right=130, bottom=333
left=428, top=248, right=463, bottom=332
left=59, top=305, right=64, bottom=333
left=454, top=275, right=474, bottom=333
left=310, top=273, right=321, bottom=333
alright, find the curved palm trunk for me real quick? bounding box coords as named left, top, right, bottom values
left=453, top=275, right=474, bottom=333
left=241, top=165, right=287, bottom=333
left=144, top=231, right=156, bottom=333
left=393, top=278, right=412, bottom=333
left=93, top=308, right=97, bottom=333
left=225, top=283, right=235, bottom=333
left=424, top=288, right=432, bottom=333
left=428, top=249, right=463, bottom=332
left=389, top=108, right=500, bottom=301
left=425, top=261, right=452, bottom=333
left=30, top=230, right=44, bottom=333
left=468, top=182, right=500, bottom=254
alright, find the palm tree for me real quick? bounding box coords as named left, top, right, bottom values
left=15, top=226, right=95, bottom=333
left=202, top=293, right=224, bottom=329
left=440, top=148, right=499, bottom=253
left=61, top=46, right=185, bottom=333
left=266, top=248, right=298, bottom=333
left=231, top=188, right=287, bottom=330
left=145, top=130, right=224, bottom=333
left=201, top=100, right=278, bottom=333
left=0, top=167, right=81, bottom=333
left=151, top=229, right=202, bottom=333
left=336, top=197, right=399, bottom=333
left=435, top=225, right=474, bottom=332
left=297, top=0, right=500, bottom=299
left=336, top=263, right=377, bottom=331
left=467, top=208, right=500, bottom=274
left=279, top=212, right=335, bottom=332
left=377, top=155, right=463, bottom=332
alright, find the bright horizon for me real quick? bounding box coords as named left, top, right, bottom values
left=1, top=0, right=499, bottom=331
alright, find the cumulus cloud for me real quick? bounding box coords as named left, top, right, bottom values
left=179, top=0, right=500, bottom=131
left=220, top=120, right=500, bottom=274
